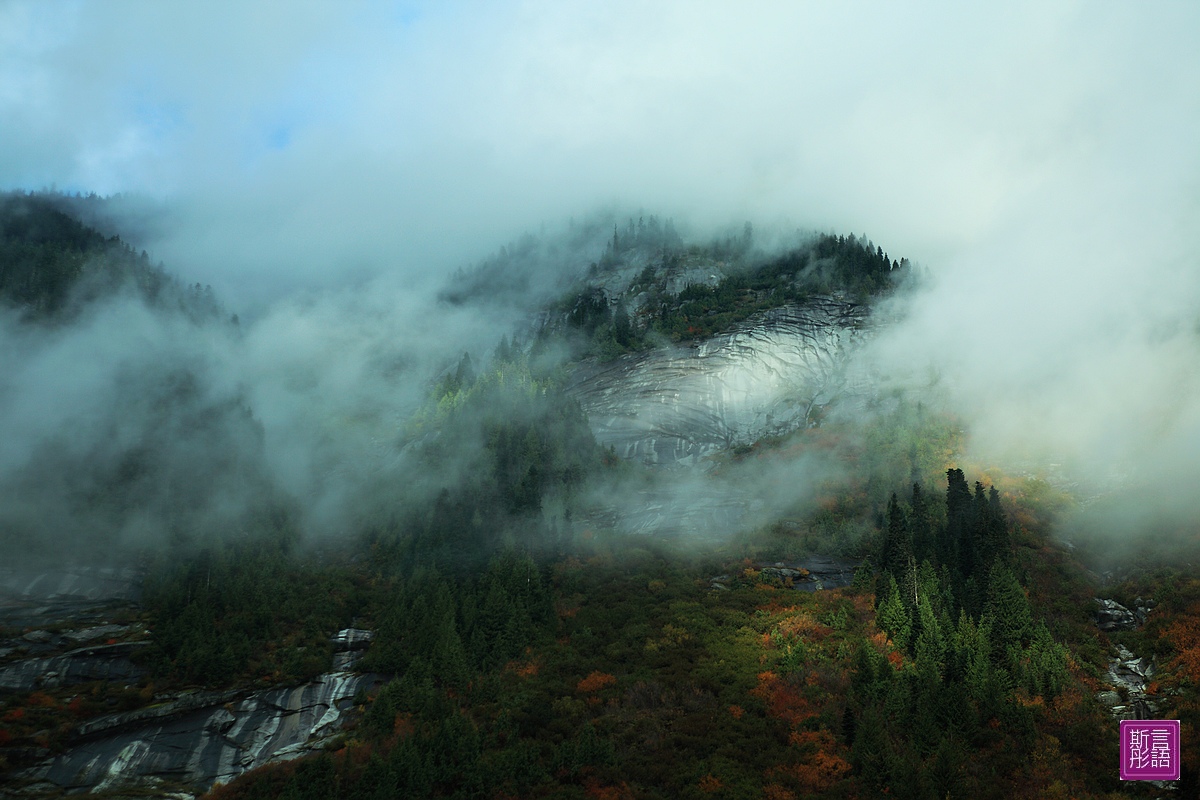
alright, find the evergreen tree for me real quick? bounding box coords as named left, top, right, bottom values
left=881, top=492, right=912, bottom=580
left=876, top=575, right=912, bottom=648
left=986, top=486, right=1010, bottom=566
left=985, top=563, right=1033, bottom=655
left=909, top=482, right=932, bottom=563
left=943, top=468, right=973, bottom=577
left=613, top=301, right=633, bottom=348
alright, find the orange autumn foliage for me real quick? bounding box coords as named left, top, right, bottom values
left=506, top=658, right=540, bottom=678
left=728, top=704, right=744, bottom=719
left=757, top=598, right=802, bottom=616
left=779, top=730, right=853, bottom=792
left=26, top=691, right=56, bottom=707
left=697, top=774, right=723, bottom=793
left=1164, top=612, right=1200, bottom=684
left=762, top=783, right=796, bottom=800
left=577, top=671, right=617, bottom=693
left=775, top=613, right=830, bottom=641
left=752, top=671, right=816, bottom=726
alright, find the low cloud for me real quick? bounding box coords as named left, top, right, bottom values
left=0, top=2, right=1197, bottom=554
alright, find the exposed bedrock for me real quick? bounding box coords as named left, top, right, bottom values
left=565, top=298, right=872, bottom=466
left=18, top=671, right=380, bottom=795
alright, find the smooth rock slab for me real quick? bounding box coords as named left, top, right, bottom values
left=25, top=671, right=378, bottom=794
left=0, top=641, right=147, bottom=691
left=566, top=298, right=871, bottom=467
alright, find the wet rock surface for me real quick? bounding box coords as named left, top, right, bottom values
left=566, top=298, right=872, bottom=467
left=15, top=671, right=381, bottom=795
left=782, top=561, right=859, bottom=592
left=329, top=628, right=375, bottom=671
left=582, top=487, right=751, bottom=541
left=0, top=567, right=142, bottom=630
left=1, top=569, right=383, bottom=798
left=0, top=568, right=149, bottom=694
left=1095, top=597, right=1154, bottom=632
left=1093, top=598, right=1161, bottom=723
left=0, top=641, right=148, bottom=692
left=1103, top=644, right=1158, bottom=720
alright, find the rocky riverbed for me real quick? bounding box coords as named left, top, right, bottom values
left=1093, top=596, right=1160, bottom=722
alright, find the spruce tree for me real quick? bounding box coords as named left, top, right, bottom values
left=881, top=492, right=912, bottom=580
left=876, top=574, right=912, bottom=648
left=985, top=563, right=1033, bottom=654
left=909, top=482, right=931, bottom=563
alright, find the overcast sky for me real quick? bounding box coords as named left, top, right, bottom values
left=2, top=2, right=1194, bottom=294
left=3, top=1, right=1200, bottom=520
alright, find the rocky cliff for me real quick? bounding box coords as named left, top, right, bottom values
left=565, top=296, right=873, bottom=466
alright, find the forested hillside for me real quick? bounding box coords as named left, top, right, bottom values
left=0, top=202, right=1189, bottom=799
left=0, top=191, right=222, bottom=322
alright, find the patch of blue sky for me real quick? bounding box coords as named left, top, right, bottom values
left=265, top=123, right=293, bottom=151
left=378, top=0, right=424, bottom=29
left=237, top=105, right=311, bottom=171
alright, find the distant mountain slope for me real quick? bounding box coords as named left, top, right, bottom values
left=501, top=222, right=915, bottom=466
left=0, top=191, right=221, bottom=322
left=0, top=192, right=266, bottom=564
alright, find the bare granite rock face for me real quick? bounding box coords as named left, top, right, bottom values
left=0, top=566, right=142, bottom=630
left=565, top=297, right=872, bottom=466
left=1103, top=645, right=1158, bottom=721
left=0, top=641, right=148, bottom=692
left=0, top=567, right=382, bottom=798
left=17, top=671, right=380, bottom=795
left=1094, top=597, right=1154, bottom=632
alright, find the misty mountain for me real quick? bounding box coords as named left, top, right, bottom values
left=0, top=200, right=924, bottom=567
left=0, top=191, right=223, bottom=324
left=0, top=195, right=275, bottom=563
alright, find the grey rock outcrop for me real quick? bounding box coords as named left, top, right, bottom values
left=1092, top=597, right=1161, bottom=722
left=20, top=671, right=378, bottom=795
left=0, top=641, right=147, bottom=692
left=566, top=298, right=871, bottom=467
left=329, top=628, right=375, bottom=671
left=1104, top=645, right=1158, bottom=720
left=0, top=566, right=141, bottom=630
left=1094, top=598, right=1154, bottom=632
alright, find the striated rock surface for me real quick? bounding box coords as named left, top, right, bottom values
left=579, top=486, right=751, bottom=540
left=0, top=566, right=142, bottom=631
left=18, top=671, right=380, bottom=795
left=0, top=566, right=383, bottom=798
left=0, top=641, right=147, bottom=692
left=566, top=297, right=872, bottom=466
left=329, top=628, right=375, bottom=671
